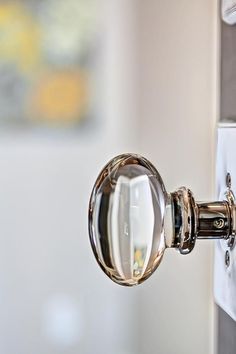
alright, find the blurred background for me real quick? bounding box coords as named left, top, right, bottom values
left=0, top=1, right=217, bottom=354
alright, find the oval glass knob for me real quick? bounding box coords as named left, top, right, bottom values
left=88, top=153, right=235, bottom=286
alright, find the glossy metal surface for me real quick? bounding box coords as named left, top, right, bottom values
left=225, top=176, right=236, bottom=249
left=89, top=153, right=236, bottom=286
left=197, top=201, right=231, bottom=239
left=171, top=187, right=197, bottom=255
left=88, top=154, right=168, bottom=286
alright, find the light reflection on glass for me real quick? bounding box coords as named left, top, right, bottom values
left=89, top=154, right=167, bottom=286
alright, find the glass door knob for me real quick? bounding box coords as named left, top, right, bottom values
left=88, top=154, right=235, bottom=286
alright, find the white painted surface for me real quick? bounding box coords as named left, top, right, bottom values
left=222, top=0, right=236, bottom=25
left=136, top=1, right=218, bottom=354
left=215, top=127, right=236, bottom=321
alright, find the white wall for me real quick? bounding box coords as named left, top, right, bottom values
left=136, top=1, right=218, bottom=354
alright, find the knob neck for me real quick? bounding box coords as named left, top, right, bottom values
left=196, top=201, right=231, bottom=239
left=169, top=187, right=233, bottom=254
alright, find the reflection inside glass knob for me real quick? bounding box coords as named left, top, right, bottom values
left=88, top=154, right=234, bottom=286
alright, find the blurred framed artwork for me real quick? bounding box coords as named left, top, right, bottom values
left=0, top=0, right=100, bottom=133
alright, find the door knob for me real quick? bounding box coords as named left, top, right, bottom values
left=88, top=153, right=235, bottom=286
